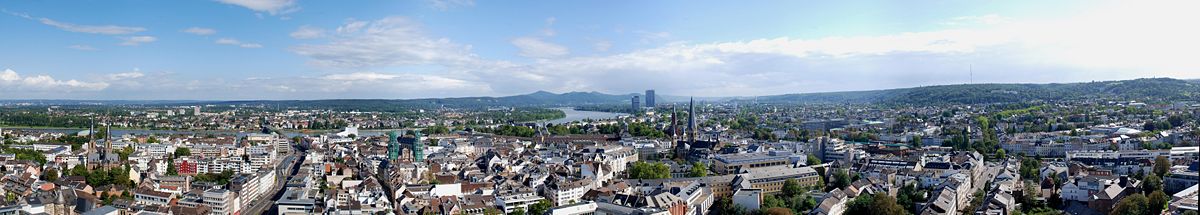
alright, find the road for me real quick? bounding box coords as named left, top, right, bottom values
left=263, top=146, right=307, bottom=215
left=242, top=145, right=306, bottom=215
left=966, top=161, right=1005, bottom=213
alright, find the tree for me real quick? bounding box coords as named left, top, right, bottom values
left=628, top=161, right=670, bottom=179
left=1143, top=174, right=1163, bottom=194
left=910, top=135, right=922, bottom=148
left=527, top=199, right=552, bottom=215
left=844, top=193, right=904, bottom=215
left=71, top=165, right=89, bottom=177
left=1153, top=156, right=1170, bottom=177
left=764, top=207, right=793, bottom=215
left=174, top=147, right=191, bottom=158
left=830, top=168, right=852, bottom=190
left=1183, top=210, right=1198, bottom=215
left=1149, top=190, right=1169, bottom=215
left=166, top=158, right=178, bottom=176
left=897, top=183, right=926, bottom=214
left=996, top=149, right=1007, bottom=159
left=782, top=179, right=803, bottom=197
left=1020, top=156, right=1041, bottom=180
left=1110, top=193, right=1149, bottom=215
left=688, top=161, right=708, bottom=177
left=806, top=154, right=821, bottom=166
left=42, top=168, right=59, bottom=182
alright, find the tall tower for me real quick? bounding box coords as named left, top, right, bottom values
left=412, top=130, right=424, bottom=163
left=631, top=96, right=641, bottom=113
left=671, top=105, right=678, bottom=140
left=645, top=90, right=656, bottom=107
left=105, top=118, right=112, bottom=151
left=688, top=97, right=696, bottom=142
left=387, top=131, right=400, bottom=161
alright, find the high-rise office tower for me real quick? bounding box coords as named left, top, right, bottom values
left=645, top=90, right=656, bottom=107
left=631, top=96, right=641, bottom=112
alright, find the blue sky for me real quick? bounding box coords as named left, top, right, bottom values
left=1, top=0, right=1197, bottom=100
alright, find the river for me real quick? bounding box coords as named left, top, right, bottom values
left=544, top=107, right=628, bottom=124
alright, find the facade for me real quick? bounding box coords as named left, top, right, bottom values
left=736, top=166, right=820, bottom=193
left=400, top=131, right=425, bottom=162
left=632, top=96, right=641, bottom=111
left=1164, top=171, right=1199, bottom=193
left=645, top=90, right=656, bottom=107
left=203, top=189, right=240, bottom=215
left=134, top=188, right=175, bottom=206
left=713, top=151, right=794, bottom=174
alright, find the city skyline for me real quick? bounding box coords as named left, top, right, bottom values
left=1, top=0, right=1198, bottom=100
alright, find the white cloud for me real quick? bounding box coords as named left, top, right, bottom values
left=335, top=20, right=368, bottom=34
left=120, top=36, right=157, bottom=46
left=215, top=38, right=263, bottom=48
left=0, top=69, right=18, bottom=82
left=183, top=27, right=217, bottom=35
left=321, top=72, right=398, bottom=81
left=511, top=37, right=569, bottom=58
left=426, top=0, right=475, bottom=11
left=291, top=16, right=479, bottom=68
left=68, top=45, right=97, bottom=51
left=214, top=0, right=298, bottom=15
left=108, top=72, right=145, bottom=80
left=943, top=14, right=1012, bottom=26
left=0, top=69, right=109, bottom=92
left=290, top=25, right=325, bottom=39
left=37, top=18, right=145, bottom=35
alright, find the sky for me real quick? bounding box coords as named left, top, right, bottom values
left=1, top=0, right=1197, bottom=100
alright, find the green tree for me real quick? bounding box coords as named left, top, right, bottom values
left=910, top=135, right=922, bottom=148
left=806, top=154, right=821, bottom=166
left=527, top=199, right=552, bottom=215
left=1153, top=156, right=1170, bottom=177
left=166, top=158, right=178, bottom=176
left=71, top=165, right=89, bottom=177
left=844, top=193, right=904, bottom=215
left=996, top=149, right=1006, bottom=159
left=782, top=179, right=803, bottom=198
left=1019, top=156, right=1041, bottom=179
left=174, top=147, right=191, bottom=158
left=1143, top=174, right=1163, bottom=194
left=42, top=168, right=59, bottom=182
left=628, top=161, right=670, bottom=179
left=764, top=207, right=793, bottom=215
left=830, top=168, right=851, bottom=190
left=688, top=161, right=708, bottom=177
left=1149, top=190, right=1169, bottom=215
left=896, top=183, right=926, bottom=214
left=1110, top=193, right=1149, bottom=215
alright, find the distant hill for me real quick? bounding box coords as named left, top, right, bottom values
left=195, top=91, right=639, bottom=111
left=8, top=78, right=1195, bottom=110
left=756, top=78, right=1200, bottom=105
